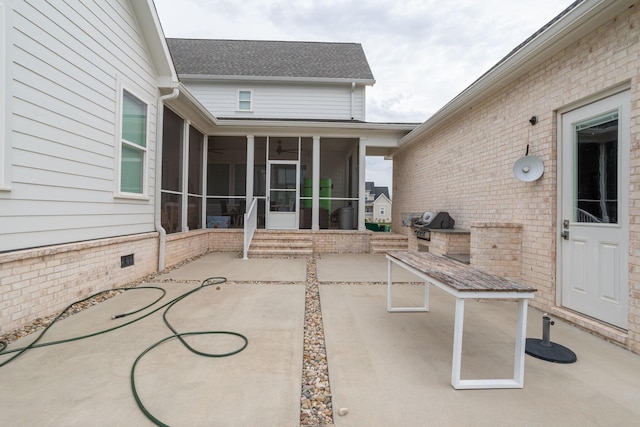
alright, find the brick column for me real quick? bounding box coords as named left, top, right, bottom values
left=470, top=222, right=522, bottom=280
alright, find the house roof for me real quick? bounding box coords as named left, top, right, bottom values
left=396, top=0, right=635, bottom=149
left=365, top=182, right=390, bottom=200
left=166, top=39, right=375, bottom=84
left=375, top=186, right=390, bottom=200
left=365, top=182, right=375, bottom=192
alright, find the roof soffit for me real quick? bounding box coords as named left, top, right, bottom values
left=131, top=0, right=178, bottom=88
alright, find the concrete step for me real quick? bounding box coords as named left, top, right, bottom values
left=370, top=233, right=409, bottom=253
left=249, top=231, right=313, bottom=257
left=248, top=248, right=313, bottom=258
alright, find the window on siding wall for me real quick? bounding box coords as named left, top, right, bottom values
left=238, top=90, right=252, bottom=111
left=379, top=206, right=385, bottom=216
left=120, top=90, right=148, bottom=194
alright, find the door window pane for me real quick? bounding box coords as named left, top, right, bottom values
left=271, top=164, right=297, bottom=189
left=574, top=112, right=618, bottom=223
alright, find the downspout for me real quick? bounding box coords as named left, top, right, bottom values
left=155, top=87, right=180, bottom=272
left=350, top=82, right=355, bottom=120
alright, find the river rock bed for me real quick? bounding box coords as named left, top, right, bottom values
left=301, top=256, right=333, bottom=425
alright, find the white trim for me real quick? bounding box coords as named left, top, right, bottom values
left=181, top=119, right=189, bottom=231
left=358, top=139, right=367, bottom=230
left=129, top=0, right=179, bottom=88
left=266, top=159, right=300, bottom=229
left=557, top=89, right=630, bottom=328
left=237, top=89, right=253, bottom=112
left=0, top=0, right=10, bottom=191
left=245, top=135, right=255, bottom=208
left=114, top=79, right=153, bottom=198
left=180, top=74, right=375, bottom=85
left=312, top=136, right=320, bottom=230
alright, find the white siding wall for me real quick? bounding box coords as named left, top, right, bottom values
left=184, top=80, right=367, bottom=121
left=0, top=0, right=160, bottom=252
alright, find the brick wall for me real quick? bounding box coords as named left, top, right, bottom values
left=312, top=231, right=371, bottom=253
left=208, top=229, right=244, bottom=253
left=0, top=233, right=158, bottom=334
left=470, top=223, right=522, bottom=280
left=163, top=229, right=211, bottom=269
left=0, top=229, right=247, bottom=334
left=428, top=230, right=470, bottom=257
left=393, top=5, right=640, bottom=352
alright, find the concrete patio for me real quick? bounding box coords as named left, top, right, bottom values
left=1, top=252, right=639, bottom=426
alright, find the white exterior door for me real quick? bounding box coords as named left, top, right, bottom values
left=266, top=161, right=299, bottom=229
left=560, top=91, right=630, bottom=329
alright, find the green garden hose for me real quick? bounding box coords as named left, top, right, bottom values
left=0, top=277, right=249, bottom=426
left=0, top=286, right=168, bottom=367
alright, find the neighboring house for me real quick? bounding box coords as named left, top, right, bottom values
left=0, top=0, right=414, bottom=333
left=372, top=193, right=392, bottom=223
left=391, top=0, right=640, bottom=354
left=164, top=38, right=413, bottom=232
left=364, top=181, right=391, bottom=222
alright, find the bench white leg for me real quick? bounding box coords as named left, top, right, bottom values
left=513, top=298, right=528, bottom=385
left=451, top=298, right=465, bottom=388
left=387, top=257, right=429, bottom=313
left=452, top=297, right=527, bottom=389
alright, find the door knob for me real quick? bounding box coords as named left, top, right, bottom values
left=560, top=230, right=569, bottom=240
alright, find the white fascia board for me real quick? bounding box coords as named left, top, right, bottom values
left=207, top=122, right=415, bottom=141
left=397, top=0, right=635, bottom=149
left=179, top=74, right=376, bottom=86
left=214, top=119, right=416, bottom=132
left=131, top=0, right=179, bottom=89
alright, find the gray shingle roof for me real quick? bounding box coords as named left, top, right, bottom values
left=166, top=39, right=375, bottom=81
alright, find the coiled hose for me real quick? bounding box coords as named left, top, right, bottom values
left=0, top=277, right=248, bottom=426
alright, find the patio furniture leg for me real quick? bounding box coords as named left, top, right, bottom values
left=513, top=298, right=528, bottom=385
left=387, top=257, right=429, bottom=312
left=451, top=297, right=465, bottom=388
left=451, top=297, right=527, bottom=389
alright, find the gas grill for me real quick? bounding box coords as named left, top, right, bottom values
left=407, top=212, right=455, bottom=240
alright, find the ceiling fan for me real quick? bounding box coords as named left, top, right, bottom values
left=276, top=140, right=297, bottom=155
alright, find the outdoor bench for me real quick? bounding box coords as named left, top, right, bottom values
left=386, top=250, right=537, bottom=390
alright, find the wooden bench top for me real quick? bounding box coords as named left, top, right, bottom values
left=387, top=251, right=537, bottom=293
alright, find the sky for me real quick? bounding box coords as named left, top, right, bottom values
left=153, top=0, right=575, bottom=195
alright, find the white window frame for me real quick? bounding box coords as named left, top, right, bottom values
left=0, top=0, right=10, bottom=191
left=237, top=89, right=253, bottom=112
left=379, top=206, right=385, bottom=216
left=115, top=83, right=151, bottom=198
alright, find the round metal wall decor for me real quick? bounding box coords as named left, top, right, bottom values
left=513, top=155, right=544, bottom=182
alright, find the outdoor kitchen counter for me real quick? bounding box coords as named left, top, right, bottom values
left=385, top=250, right=537, bottom=390
left=387, top=250, right=535, bottom=293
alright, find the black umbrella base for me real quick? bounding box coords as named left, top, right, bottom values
left=525, top=338, right=577, bottom=363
